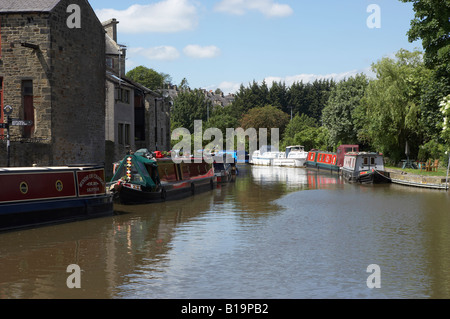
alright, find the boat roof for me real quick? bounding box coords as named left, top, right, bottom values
left=0, top=165, right=103, bottom=172
left=345, top=152, right=381, bottom=156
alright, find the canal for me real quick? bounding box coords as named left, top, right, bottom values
left=1, top=164, right=450, bottom=299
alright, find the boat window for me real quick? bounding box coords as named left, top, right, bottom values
left=371, top=157, right=375, bottom=165
left=214, top=163, right=225, bottom=170
left=363, top=157, right=368, bottom=165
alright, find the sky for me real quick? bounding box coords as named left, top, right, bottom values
left=90, top=0, right=421, bottom=95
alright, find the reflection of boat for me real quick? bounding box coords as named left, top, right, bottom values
left=250, top=145, right=281, bottom=166
left=305, top=144, right=359, bottom=171
left=273, top=145, right=308, bottom=167
left=251, top=165, right=308, bottom=187
left=109, top=150, right=215, bottom=204
left=341, top=152, right=391, bottom=184
left=0, top=165, right=113, bottom=231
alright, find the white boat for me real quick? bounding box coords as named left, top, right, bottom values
left=273, top=145, right=308, bottom=167
left=250, top=145, right=281, bottom=166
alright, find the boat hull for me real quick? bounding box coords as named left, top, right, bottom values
left=0, top=166, right=113, bottom=232
left=342, top=169, right=391, bottom=184
left=272, top=158, right=306, bottom=167
left=114, top=177, right=215, bottom=205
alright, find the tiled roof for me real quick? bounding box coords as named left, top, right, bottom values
left=0, top=0, right=61, bottom=12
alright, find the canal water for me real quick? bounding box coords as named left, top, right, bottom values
left=1, top=164, right=450, bottom=299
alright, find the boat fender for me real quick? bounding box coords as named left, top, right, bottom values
left=191, top=183, right=195, bottom=195
left=161, top=188, right=167, bottom=201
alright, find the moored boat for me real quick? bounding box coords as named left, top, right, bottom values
left=341, top=152, right=391, bottom=184
left=0, top=165, right=113, bottom=232
left=305, top=144, right=359, bottom=171
left=250, top=145, right=281, bottom=166
left=109, top=150, right=215, bottom=204
left=273, top=145, right=308, bottom=167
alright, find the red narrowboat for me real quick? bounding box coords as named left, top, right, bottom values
left=0, top=165, right=113, bottom=232
left=305, top=144, right=359, bottom=171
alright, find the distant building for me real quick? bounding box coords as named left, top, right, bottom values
left=165, top=85, right=235, bottom=107
left=102, top=19, right=171, bottom=174
left=0, top=0, right=106, bottom=166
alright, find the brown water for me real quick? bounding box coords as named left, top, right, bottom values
left=1, top=165, right=450, bottom=299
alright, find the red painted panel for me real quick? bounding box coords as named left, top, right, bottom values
left=77, top=169, right=106, bottom=196
left=0, top=171, right=77, bottom=203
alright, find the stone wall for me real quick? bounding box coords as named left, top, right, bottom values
left=0, top=0, right=106, bottom=167
left=49, top=0, right=106, bottom=165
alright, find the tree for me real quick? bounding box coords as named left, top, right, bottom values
left=240, top=105, right=290, bottom=141
left=355, top=49, right=432, bottom=162
left=322, top=74, right=369, bottom=147
left=400, top=0, right=450, bottom=78
left=171, top=89, right=212, bottom=133
left=126, top=66, right=166, bottom=90
left=282, top=113, right=329, bottom=151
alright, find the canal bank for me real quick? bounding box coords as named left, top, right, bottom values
left=385, top=168, right=449, bottom=190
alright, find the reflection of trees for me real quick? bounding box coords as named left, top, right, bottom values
left=0, top=164, right=344, bottom=298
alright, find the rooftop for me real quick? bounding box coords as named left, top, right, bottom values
left=0, top=0, right=60, bottom=12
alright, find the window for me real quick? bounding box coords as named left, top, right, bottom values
left=118, top=123, right=130, bottom=145
left=116, top=87, right=130, bottom=104
left=106, top=57, right=114, bottom=69
left=124, top=124, right=130, bottom=145
left=118, top=123, right=123, bottom=144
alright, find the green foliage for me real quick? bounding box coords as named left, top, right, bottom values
left=282, top=114, right=329, bottom=151
left=171, top=89, right=212, bottom=133
left=440, top=94, right=450, bottom=145
left=240, top=105, right=290, bottom=139
left=355, top=49, right=432, bottom=162
left=322, top=74, right=369, bottom=147
left=125, top=66, right=166, bottom=90
left=400, top=0, right=450, bottom=79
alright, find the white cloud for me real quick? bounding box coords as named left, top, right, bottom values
left=129, top=46, right=180, bottom=61
left=95, top=0, right=199, bottom=33
left=214, top=0, right=293, bottom=17
left=183, top=45, right=221, bottom=58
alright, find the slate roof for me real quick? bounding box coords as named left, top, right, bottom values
left=0, top=0, right=61, bottom=12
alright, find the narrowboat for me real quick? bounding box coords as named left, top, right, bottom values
left=0, top=165, right=113, bottom=232
left=250, top=145, right=281, bottom=166
left=213, top=161, right=233, bottom=183
left=341, top=152, right=391, bottom=184
left=272, top=145, right=308, bottom=167
left=109, top=150, right=215, bottom=204
left=305, top=144, right=359, bottom=171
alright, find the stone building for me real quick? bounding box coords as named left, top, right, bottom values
left=0, top=0, right=106, bottom=166
left=103, top=18, right=171, bottom=175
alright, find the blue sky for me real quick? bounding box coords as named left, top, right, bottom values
left=90, top=0, right=421, bottom=94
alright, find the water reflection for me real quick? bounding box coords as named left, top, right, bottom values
left=0, top=165, right=449, bottom=298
